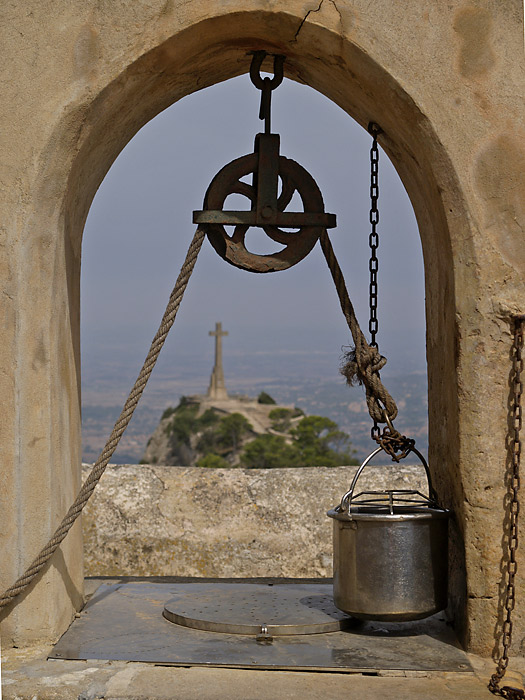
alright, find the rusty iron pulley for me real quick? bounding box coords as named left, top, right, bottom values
left=193, top=51, right=336, bottom=273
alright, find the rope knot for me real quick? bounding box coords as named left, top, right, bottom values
left=368, top=346, right=387, bottom=374
left=340, top=342, right=397, bottom=425
left=340, top=344, right=386, bottom=386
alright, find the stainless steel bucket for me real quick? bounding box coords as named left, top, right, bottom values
left=327, top=446, right=450, bottom=622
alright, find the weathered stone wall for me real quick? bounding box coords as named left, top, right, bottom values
left=0, top=0, right=523, bottom=655
left=82, top=464, right=426, bottom=578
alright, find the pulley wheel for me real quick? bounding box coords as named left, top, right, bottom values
left=202, top=153, right=327, bottom=273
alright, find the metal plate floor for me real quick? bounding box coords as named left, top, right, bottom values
left=50, top=581, right=472, bottom=673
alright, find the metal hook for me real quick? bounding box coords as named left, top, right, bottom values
left=368, top=122, right=383, bottom=139
left=249, top=51, right=285, bottom=91
left=249, top=51, right=285, bottom=134
left=382, top=409, right=395, bottom=433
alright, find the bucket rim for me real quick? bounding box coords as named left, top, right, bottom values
left=327, top=506, right=450, bottom=522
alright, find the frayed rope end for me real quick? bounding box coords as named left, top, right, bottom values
left=340, top=347, right=363, bottom=386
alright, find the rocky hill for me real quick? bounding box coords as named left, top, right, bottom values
left=141, top=391, right=358, bottom=468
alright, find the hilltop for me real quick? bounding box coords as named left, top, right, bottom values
left=141, top=391, right=358, bottom=468
left=140, top=322, right=358, bottom=468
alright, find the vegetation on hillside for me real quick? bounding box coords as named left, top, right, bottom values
left=163, top=399, right=220, bottom=446
left=257, top=391, right=277, bottom=405
left=151, top=396, right=358, bottom=468
left=241, top=415, right=357, bottom=468
left=268, top=406, right=304, bottom=431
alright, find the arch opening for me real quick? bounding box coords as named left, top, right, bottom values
left=64, top=18, right=467, bottom=641
left=80, top=73, right=427, bottom=468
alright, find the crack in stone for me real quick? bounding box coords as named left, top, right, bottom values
left=328, top=0, right=343, bottom=27
left=293, top=0, right=325, bottom=42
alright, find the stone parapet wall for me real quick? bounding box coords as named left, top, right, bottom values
left=82, top=463, right=426, bottom=578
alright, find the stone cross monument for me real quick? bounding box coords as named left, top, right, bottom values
left=207, top=322, right=228, bottom=400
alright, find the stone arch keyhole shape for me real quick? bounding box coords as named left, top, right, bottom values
left=65, top=23, right=465, bottom=638
left=10, top=7, right=500, bottom=654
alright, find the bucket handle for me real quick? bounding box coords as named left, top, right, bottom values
left=339, top=445, right=438, bottom=513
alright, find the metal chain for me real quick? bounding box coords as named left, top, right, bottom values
left=489, top=315, right=525, bottom=699
left=373, top=425, right=416, bottom=463
left=367, top=122, right=382, bottom=349
left=367, top=122, right=382, bottom=440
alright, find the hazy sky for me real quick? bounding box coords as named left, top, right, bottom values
left=81, top=73, right=426, bottom=389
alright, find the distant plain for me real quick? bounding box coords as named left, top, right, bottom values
left=82, top=343, right=428, bottom=466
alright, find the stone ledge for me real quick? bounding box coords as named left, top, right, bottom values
left=1, top=632, right=503, bottom=700
left=82, top=463, right=427, bottom=578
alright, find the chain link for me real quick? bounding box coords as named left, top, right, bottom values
left=373, top=426, right=416, bottom=463
left=489, top=316, right=525, bottom=699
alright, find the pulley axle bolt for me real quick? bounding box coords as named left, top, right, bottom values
left=261, top=205, right=274, bottom=220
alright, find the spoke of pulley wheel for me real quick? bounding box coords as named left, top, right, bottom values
left=232, top=182, right=254, bottom=200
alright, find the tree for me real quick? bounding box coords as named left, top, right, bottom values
left=196, top=429, right=219, bottom=455
left=197, top=454, right=230, bottom=468
left=164, top=402, right=199, bottom=445
left=291, top=416, right=358, bottom=467
left=240, top=416, right=358, bottom=469
left=257, top=391, right=276, bottom=405
left=241, top=434, right=300, bottom=469
left=217, top=413, right=253, bottom=451
left=198, top=408, right=220, bottom=427
left=269, top=407, right=294, bottom=432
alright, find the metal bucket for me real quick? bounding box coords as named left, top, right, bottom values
left=327, top=446, right=450, bottom=622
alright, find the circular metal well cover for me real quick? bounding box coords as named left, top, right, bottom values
left=163, top=583, right=352, bottom=636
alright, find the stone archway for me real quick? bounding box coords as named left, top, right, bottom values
left=1, top=2, right=523, bottom=656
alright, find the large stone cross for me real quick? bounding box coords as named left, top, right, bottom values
left=207, top=322, right=228, bottom=400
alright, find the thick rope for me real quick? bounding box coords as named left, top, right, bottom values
left=0, top=227, right=205, bottom=611
left=320, top=229, right=398, bottom=425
